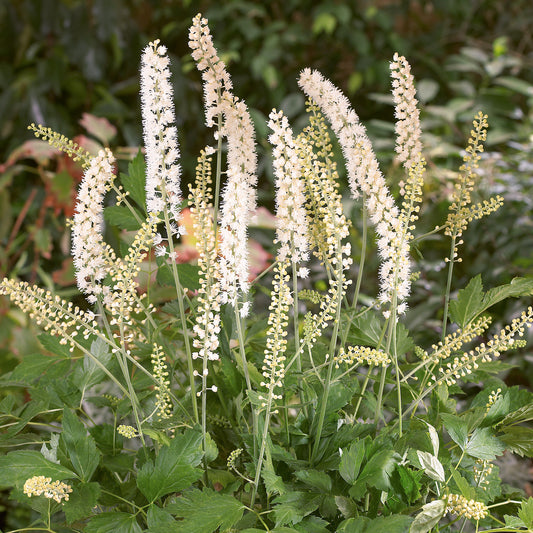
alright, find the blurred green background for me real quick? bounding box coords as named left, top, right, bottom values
left=0, top=0, right=532, bottom=377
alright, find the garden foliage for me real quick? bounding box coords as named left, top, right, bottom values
left=1, top=11, right=533, bottom=533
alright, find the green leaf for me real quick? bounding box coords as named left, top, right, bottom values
left=38, top=333, right=71, bottom=358
left=396, top=465, right=422, bottom=502
left=504, top=514, right=527, bottom=529
left=350, top=449, right=396, bottom=499
left=294, top=516, right=331, bottom=533
left=137, top=430, right=203, bottom=502
left=441, top=413, right=468, bottom=449
left=465, top=427, right=505, bottom=460
left=0, top=450, right=76, bottom=487
left=499, top=426, right=533, bottom=457
left=73, top=337, right=112, bottom=392
left=157, top=262, right=201, bottom=290
left=339, top=515, right=412, bottom=533
left=295, top=469, right=332, bottom=492
left=104, top=205, right=142, bottom=231
left=416, top=451, right=445, bottom=483
left=451, top=470, right=475, bottom=499
left=499, top=402, right=533, bottom=427
left=10, top=353, right=61, bottom=382
left=263, top=463, right=287, bottom=496
left=167, top=488, right=244, bottom=532
left=340, top=440, right=366, bottom=484
left=86, top=512, right=142, bottom=533
left=61, top=409, right=100, bottom=482
left=63, top=482, right=101, bottom=524
left=147, top=505, right=181, bottom=533
left=273, top=491, right=321, bottom=526
left=410, top=499, right=445, bottom=533
left=313, top=12, right=337, bottom=35
left=481, top=277, right=533, bottom=311
left=518, top=498, right=533, bottom=528
left=122, top=150, right=147, bottom=208
left=448, top=275, right=484, bottom=327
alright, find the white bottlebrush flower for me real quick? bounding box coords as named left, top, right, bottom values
left=189, top=14, right=257, bottom=308
left=298, top=68, right=411, bottom=311
left=390, top=53, right=422, bottom=169
left=71, top=148, right=116, bottom=302
left=140, top=40, right=182, bottom=223
left=268, top=108, right=309, bottom=265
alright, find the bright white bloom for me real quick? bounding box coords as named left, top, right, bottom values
left=390, top=53, right=422, bottom=169
left=268, top=109, right=309, bottom=265
left=298, top=68, right=411, bottom=312
left=189, top=14, right=257, bottom=308
left=71, top=148, right=115, bottom=302
left=140, top=40, right=182, bottom=222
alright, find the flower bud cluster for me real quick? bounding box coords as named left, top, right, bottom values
left=268, top=109, right=309, bottom=267
left=259, top=261, right=292, bottom=408
left=444, top=493, right=488, bottom=521
left=151, top=343, right=172, bottom=420
left=23, top=476, right=72, bottom=504
left=334, top=346, right=391, bottom=369
left=190, top=149, right=221, bottom=367
left=436, top=307, right=533, bottom=385
left=424, top=316, right=491, bottom=363
left=474, top=459, right=494, bottom=489
left=0, top=279, right=98, bottom=352
left=227, top=448, right=243, bottom=469
left=117, top=424, right=138, bottom=438
left=28, top=123, right=91, bottom=166
left=390, top=53, right=422, bottom=169
left=140, top=40, right=182, bottom=225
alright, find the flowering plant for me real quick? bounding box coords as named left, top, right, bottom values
left=1, top=14, right=533, bottom=533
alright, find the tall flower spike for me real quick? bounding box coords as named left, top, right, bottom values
left=390, top=53, right=422, bottom=169
left=71, top=148, right=116, bottom=303
left=189, top=14, right=257, bottom=308
left=268, top=109, right=309, bottom=266
left=140, top=40, right=182, bottom=222
left=298, top=69, right=410, bottom=312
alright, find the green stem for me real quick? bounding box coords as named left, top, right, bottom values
left=351, top=196, right=367, bottom=310
left=441, top=235, right=457, bottom=342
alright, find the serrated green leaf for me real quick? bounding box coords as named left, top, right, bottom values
left=499, top=402, right=533, bottom=427
left=482, top=277, right=533, bottom=311
left=63, top=482, right=101, bottom=524
left=147, top=504, right=181, bottom=533
left=518, top=498, right=533, bottom=528
left=339, top=515, right=412, bottom=533
left=0, top=450, right=76, bottom=487
left=137, top=430, right=203, bottom=502
left=410, top=499, right=445, bottom=533
left=350, top=449, right=396, bottom=499
left=38, top=333, right=71, bottom=358
left=448, top=275, right=484, bottom=327
left=122, top=150, right=147, bottom=208
left=504, top=514, right=527, bottom=529
left=10, top=353, right=60, bottom=382
left=167, top=488, right=244, bottom=532
left=273, top=491, right=321, bottom=526
left=396, top=464, right=422, bottom=502
left=441, top=413, right=468, bottom=449
left=157, top=262, right=201, bottom=290
left=73, top=337, right=112, bottom=392
left=416, top=451, right=445, bottom=483
left=263, top=463, right=287, bottom=496
left=499, top=426, right=533, bottom=457
left=104, top=205, right=142, bottom=231
left=295, top=469, right=332, bottom=492
left=465, top=427, right=505, bottom=460
left=62, top=409, right=100, bottom=482
left=451, top=470, right=475, bottom=499
left=0, top=401, right=49, bottom=443
left=86, top=512, right=142, bottom=533
left=340, top=440, right=366, bottom=484
left=294, top=515, right=331, bottom=532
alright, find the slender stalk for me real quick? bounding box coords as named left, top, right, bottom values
left=441, top=235, right=457, bottom=341
left=351, top=196, right=367, bottom=310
